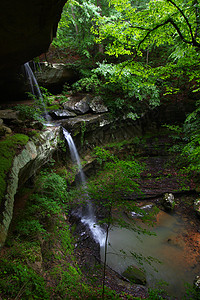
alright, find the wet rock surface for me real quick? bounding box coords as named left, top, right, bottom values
left=161, top=193, right=175, bottom=211
left=62, top=113, right=110, bottom=132
left=49, top=109, right=76, bottom=119
left=35, top=63, right=78, bottom=93
left=63, top=95, right=91, bottom=114
left=194, top=199, right=200, bottom=217
left=0, top=109, right=19, bottom=122
left=89, top=96, right=108, bottom=113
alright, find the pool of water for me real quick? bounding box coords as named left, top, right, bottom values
left=100, top=210, right=200, bottom=298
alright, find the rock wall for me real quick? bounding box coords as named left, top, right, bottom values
left=35, top=63, right=79, bottom=94
left=63, top=113, right=143, bottom=155
left=0, top=126, right=60, bottom=248
left=48, top=93, right=145, bottom=154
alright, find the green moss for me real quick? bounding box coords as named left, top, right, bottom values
left=0, top=134, right=29, bottom=203
left=0, top=259, right=50, bottom=299
left=47, top=104, right=60, bottom=111
left=26, top=130, right=40, bottom=138
left=122, top=265, right=146, bottom=285
left=72, top=126, right=81, bottom=136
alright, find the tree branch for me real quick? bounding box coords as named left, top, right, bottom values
left=137, top=19, right=171, bottom=50
left=137, top=17, right=200, bottom=50
left=169, top=18, right=193, bottom=44
left=167, top=0, right=195, bottom=43
left=127, top=22, right=149, bottom=30
left=194, top=0, right=200, bottom=39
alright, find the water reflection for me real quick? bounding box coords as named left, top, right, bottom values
left=100, top=210, right=200, bottom=298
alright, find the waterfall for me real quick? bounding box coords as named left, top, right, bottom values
left=24, top=62, right=51, bottom=122
left=62, top=128, right=86, bottom=186
left=63, top=128, right=106, bottom=247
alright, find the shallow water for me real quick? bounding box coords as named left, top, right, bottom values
left=100, top=210, right=200, bottom=298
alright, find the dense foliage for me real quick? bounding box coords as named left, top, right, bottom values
left=54, top=0, right=200, bottom=120
left=167, top=99, right=200, bottom=176
left=53, top=0, right=111, bottom=58
left=53, top=0, right=200, bottom=173
left=55, top=0, right=200, bottom=94
left=0, top=170, right=101, bottom=299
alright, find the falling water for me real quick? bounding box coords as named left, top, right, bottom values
left=62, top=128, right=86, bottom=185
left=62, top=127, right=106, bottom=246
left=24, top=62, right=51, bottom=122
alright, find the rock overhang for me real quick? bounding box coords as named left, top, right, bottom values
left=0, top=0, right=67, bottom=72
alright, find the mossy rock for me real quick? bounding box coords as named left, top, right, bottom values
left=0, top=134, right=29, bottom=204
left=47, top=104, right=60, bottom=111
left=0, top=125, right=12, bottom=137
left=194, top=199, right=200, bottom=217
left=161, top=193, right=175, bottom=212
left=122, top=265, right=146, bottom=285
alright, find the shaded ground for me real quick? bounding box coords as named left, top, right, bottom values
left=138, top=155, right=195, bottom=198
left=114, top=133, right=196, bottom=199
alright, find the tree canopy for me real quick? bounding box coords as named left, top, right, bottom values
left=92, top=0, right=200, bottom=94
left=53, top=0, right=200, bottom=118
left=52, top=0, right=200, bottom=176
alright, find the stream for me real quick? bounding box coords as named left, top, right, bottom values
left=100, top=207, right=200, bottom=298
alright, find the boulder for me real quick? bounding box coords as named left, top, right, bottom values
left=194, top=199, right=200, bottom=217
left=0, top=116, right=13, bottom=136
left=35, top=63, right=78, bottom=93
left=194, top=275, right=200, bottom=291
left=161, top=193, right=175, bottom=211
left=122, top=265, right=146, bottom=285
left=0, top=109, right=19, bottom=122
left=62, top=113, right=111, bottom=133
left=127, top=203, right=155, bottom=219
left=63, top=95, right=91, bottom=114
left=0, top=125, right=12, bottom=136
left=50, top=109, right=77, bottom=120
left=89, top=96, right=108, bottom=113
